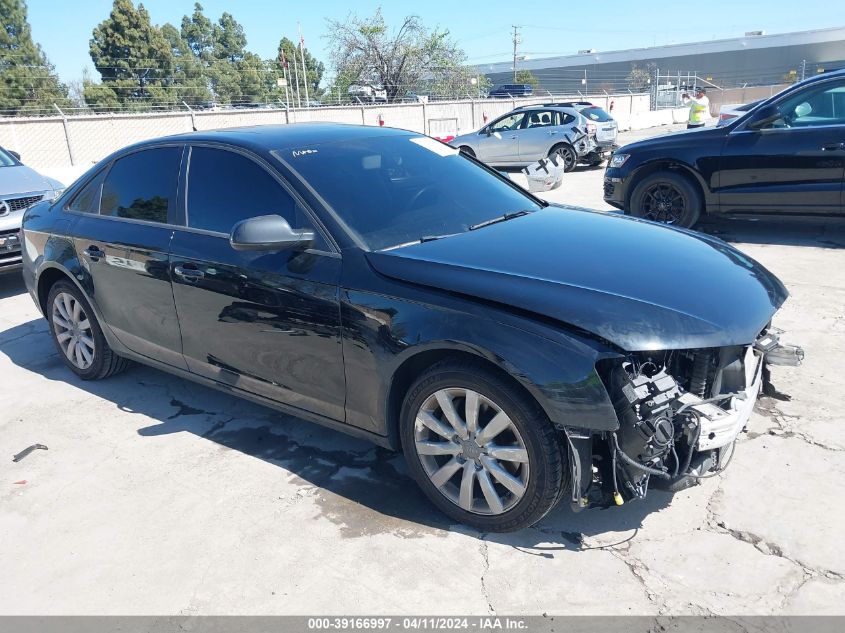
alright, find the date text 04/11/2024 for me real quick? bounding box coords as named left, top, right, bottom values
left=307, top=617, right=529, bottom=630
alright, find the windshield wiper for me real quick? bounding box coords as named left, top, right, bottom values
left=468, top=210, right=532, bottom=231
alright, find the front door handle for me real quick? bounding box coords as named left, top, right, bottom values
left=82, top=246, right=105, bottom=260
left=821, top=142, right=845, bottom=151
left=173, top=264, right=205, bottom=281
left=549, top=130, right=559, bottom=135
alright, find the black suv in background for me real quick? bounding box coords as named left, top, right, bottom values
left=604, top=68, right=845, bottom=227
left=488, top=84, right=534, bottom=98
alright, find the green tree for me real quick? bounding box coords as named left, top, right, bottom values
left=180, top=2, right=214, bottom=61
left=325, top=9, right=469, bottom=103
left=276, top=36, right=324, bottom=102
left=87, top=0, right=174, bottom=109
left=0, top=0, right=69, bottom=115
left=212, top=12, right=246, bottom=63
left=161, top=22, right=211, bottom=105
left=514, top=69, right=539, bottom=90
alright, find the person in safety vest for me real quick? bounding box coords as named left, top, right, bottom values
left=682, top=87, right=710, bottom=129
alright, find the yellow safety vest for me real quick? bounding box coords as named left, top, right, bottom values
left=689, top=97, right=709, bottom=124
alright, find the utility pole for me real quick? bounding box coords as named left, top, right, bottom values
left=512, top=25, right=521, bottom=83
left=800, top=59, right=807, bottom=81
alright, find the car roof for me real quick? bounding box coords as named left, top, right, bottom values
left=118, top=123, right=415, bottom=156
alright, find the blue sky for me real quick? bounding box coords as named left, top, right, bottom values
left=26, top=0, right=845, bottom=84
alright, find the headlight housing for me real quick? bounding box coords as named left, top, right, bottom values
left=608, top=153, right=630, bottom=168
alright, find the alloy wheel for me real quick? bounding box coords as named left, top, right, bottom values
left=414, top=388, right=530, bottom=515
left=51, top=292, right=95, bottom=370
left=641, top=182, right=686, bottom=224
left=553, top=146, right=576, bottom=171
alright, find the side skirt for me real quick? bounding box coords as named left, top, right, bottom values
left=116, top=348, right=397, bottom=450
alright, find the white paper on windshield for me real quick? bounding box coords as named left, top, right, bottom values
left=410, top=136, right=459, bottom=157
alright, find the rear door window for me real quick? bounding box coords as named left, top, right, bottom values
left=67, top=169, right=107, bottom=214
left=100, top=147, right=182, bottom=223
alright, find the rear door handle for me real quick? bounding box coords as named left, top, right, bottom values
left=82, top=246, right=105, bottom=260
left=173, top=264, right=205, bottom=281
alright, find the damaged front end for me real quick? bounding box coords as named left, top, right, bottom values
left=567, top=327, right=803, bottom=509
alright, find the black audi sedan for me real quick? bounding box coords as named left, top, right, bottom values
left=21, top=124, right=800, bottom=531
left=605, top=68, right=845, bottom=227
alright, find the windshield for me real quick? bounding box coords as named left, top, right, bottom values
left=276, top=134, right=543, bottom=250
left=0, top=147, right=17, bottom=167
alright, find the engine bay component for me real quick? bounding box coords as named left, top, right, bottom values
left=582, top=326, right=801, bottom=506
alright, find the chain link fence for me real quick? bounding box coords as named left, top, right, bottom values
left=0, top=92, right=654, bottom=171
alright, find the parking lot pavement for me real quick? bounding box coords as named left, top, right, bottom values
left=2, top=125, right=845, bottom=616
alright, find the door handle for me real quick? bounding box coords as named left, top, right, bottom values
left=173, top=265, right=205, bottom=281
left=509, top=135, right=518, bottom=140
left=82, top=246, right=105, bottom=260
left=821, top=143, right=845, bottom=151
left=549, top=130, right=559, bottom=135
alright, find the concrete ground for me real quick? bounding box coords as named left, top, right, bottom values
left=2, top=124, right=845, bottom=616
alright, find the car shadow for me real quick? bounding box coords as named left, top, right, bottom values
left=698, top=215, right=845, bottom=249
left=1, top=316, right=672, bottom=547
left=0, top=272, right=26, bottom=300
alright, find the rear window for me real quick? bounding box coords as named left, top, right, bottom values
left=580, top=107, right=612, bottom=122
left=100, top=147, right=181, bottom=223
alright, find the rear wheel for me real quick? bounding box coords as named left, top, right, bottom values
left=459, top=146, right=476, bottom=158
left=629, top=171, right=702, bottom=228
left=548, top=144, right=577, bottom=172
left=47, top=281, right=129, bottom=380
left=400, top=360, right=565, bottom=532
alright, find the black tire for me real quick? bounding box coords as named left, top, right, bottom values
left=458, top=146, right=476, bottom=158
left=400, top=359, right=565, bottom=532
left=46, top=280, right=130, bottom=380
left=629, top=171, right=702, bottom=228
left=589, top=158, right=605, bottom=168
left=548, top=144, right=577, bottom=172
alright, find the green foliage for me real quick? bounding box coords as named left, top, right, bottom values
left=275, top=36, right=324, bottom=103
left=87, top=0, right=174, bottom=108
left=514, top=70, right=539, bottom=90
left=0, top=0, right=69, bottom=114
left=325, top=9, right=476, bottom=103
left=180, top=2, right=214, bottom=61
left=161, top=22, right=211, bottom=105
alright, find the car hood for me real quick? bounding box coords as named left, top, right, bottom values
left=366, top=207, right=788, bottom=351
left=0, top=164, right=56, bottom=197
left=617, top=125, right=726, bottom=154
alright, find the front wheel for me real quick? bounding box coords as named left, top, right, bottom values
left=400, top=360, right=565, bottom=532
left=629, top=171, right=702, bottom=228
left=548, top=144, right=577, bottom=172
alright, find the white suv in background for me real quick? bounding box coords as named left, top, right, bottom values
left=449, top=101, right=618, bottom=171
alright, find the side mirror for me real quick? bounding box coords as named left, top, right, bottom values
left=229, top=214, right=314, bottom=252
left=9, top=150, right=21, bottom=161
left=748, top=104, right=782, bottom=130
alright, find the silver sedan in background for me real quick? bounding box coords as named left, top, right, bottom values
left=0, top=146, right=65, bottom=273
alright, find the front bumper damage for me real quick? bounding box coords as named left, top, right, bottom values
left=566, top=327, right=803, bottom=509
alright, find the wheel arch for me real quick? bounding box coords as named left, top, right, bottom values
left=385, top=346, right=548, bottom=451
left=625, top=160, right=710, bottom=214
left=36, top=265, right=78, bottom=316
